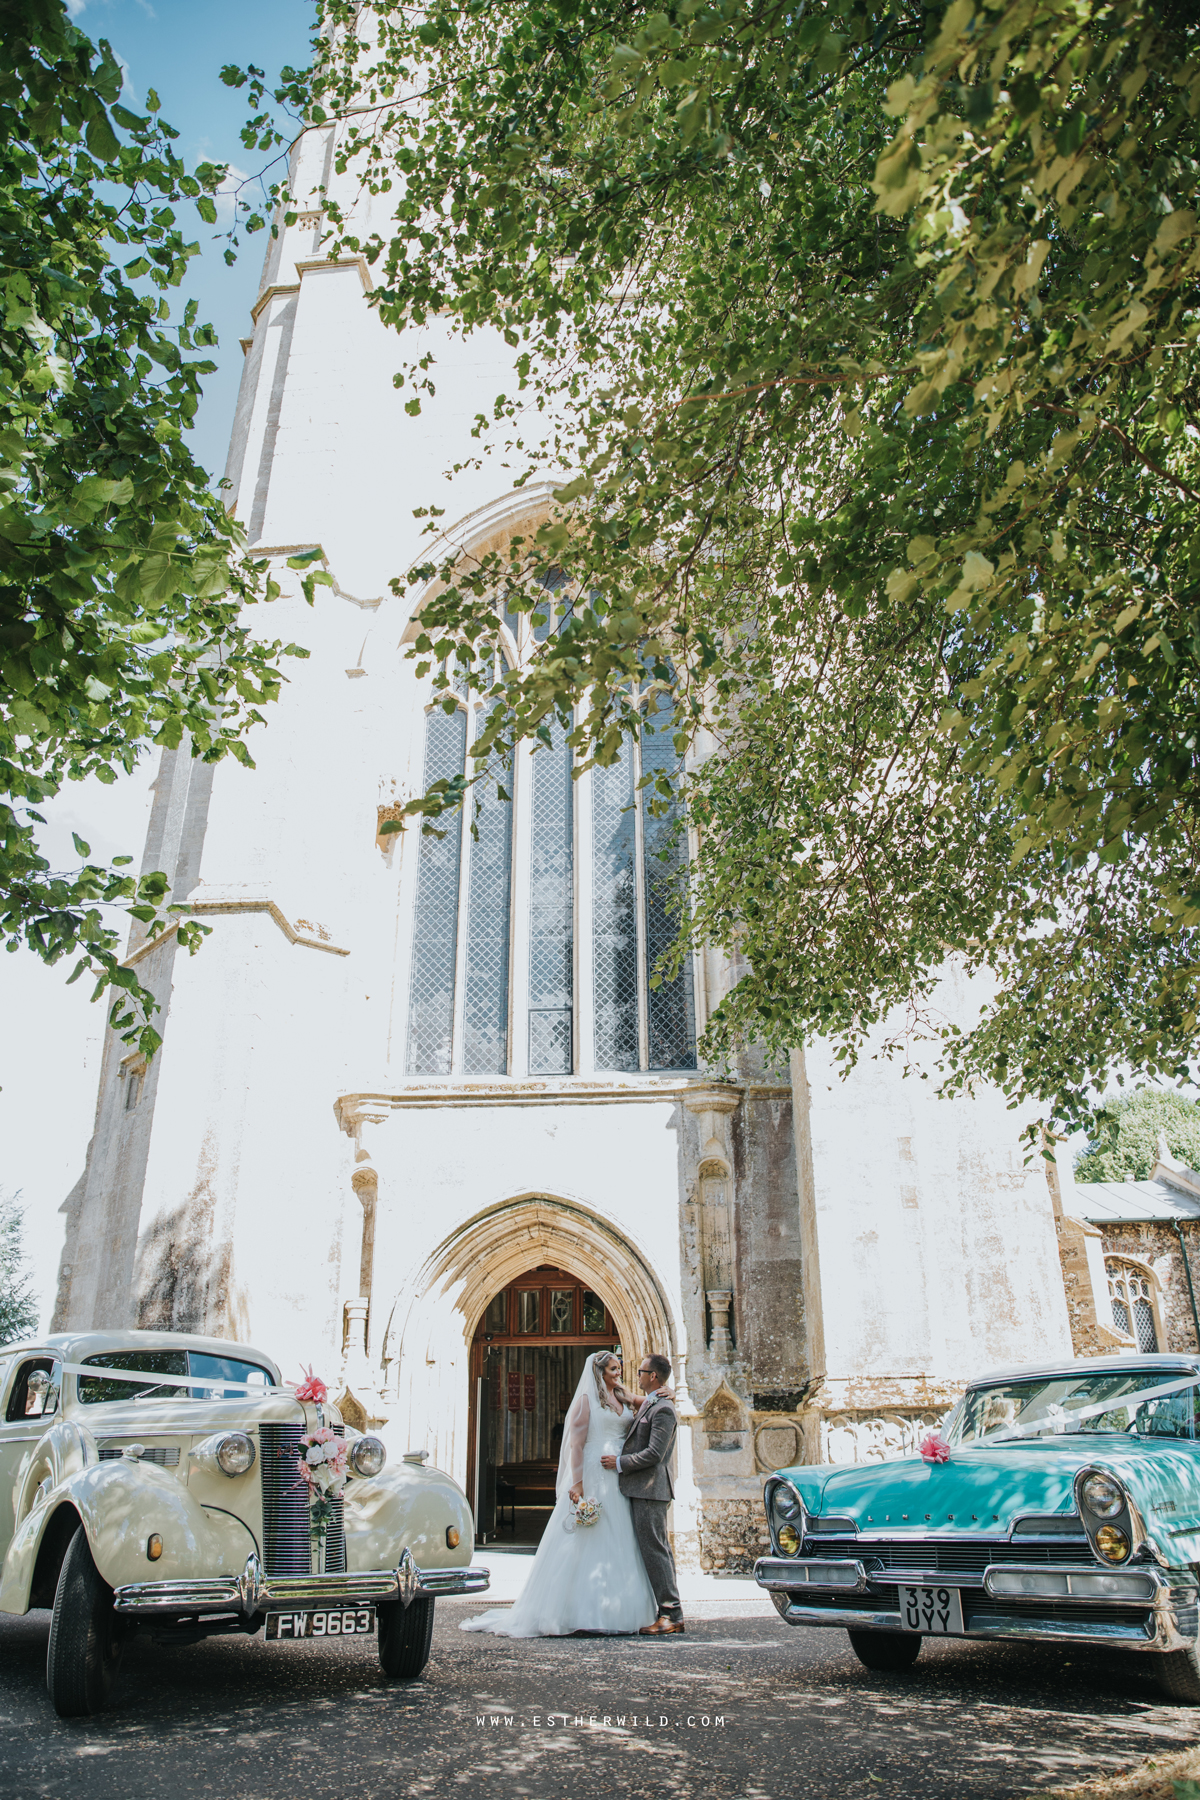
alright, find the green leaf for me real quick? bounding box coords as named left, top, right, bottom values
left=84, top=110, right=121, bottom=163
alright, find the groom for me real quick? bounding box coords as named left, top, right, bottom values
left=601, top=1353, right=685, bottom=1636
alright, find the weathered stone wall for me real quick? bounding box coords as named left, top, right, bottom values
left=1054, top=1215, right=1115, bottom=1357
left=731, top=1088, right=804, bottom=1395
left=697, top=1497, right=771, bottom=1575
left=1100, top=1223, right=1200, bottom=1353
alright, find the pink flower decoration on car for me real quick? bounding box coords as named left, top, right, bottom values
left=920, top=1430, right=951, bottom=1464
left=294, top=1365, right=328, bottom=1404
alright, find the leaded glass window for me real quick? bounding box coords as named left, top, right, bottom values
left=406, top=706, right=467, bottom=1074
left=641, top=714, right=697, bottom=1071
left=549, top=1289, right=573, bottom=1333
left=405, top=600, right=697, bottom=1079
left=581, top=1290, right=606, bottom=1333
left=593, top=741, right=640, bottom=1071
left=1106, top=1259, right=1160, bottom=1352
left=529, top=718, right=574, bottom=1074
left=532, top=567, right=569, bottom=643
left=463, top=716, right=513, bottom=1074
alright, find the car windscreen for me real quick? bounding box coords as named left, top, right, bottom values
left=949, top=1370, right=1200, bottom=1444
left=78, top=1350, right=187, bottom=1403
left=186, top=1353, right=274, bottom=1398
left=77, top=1349, right=275, bottom=1403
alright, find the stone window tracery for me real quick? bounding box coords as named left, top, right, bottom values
left=403, top=583, right=697, bottom=1077
left=1105, top=1257, right=1161, bottom=1352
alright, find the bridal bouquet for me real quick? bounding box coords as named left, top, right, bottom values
left=295, top=1426, right=350, bottom=1563
left=565, top=1496, right=602, bottom=1532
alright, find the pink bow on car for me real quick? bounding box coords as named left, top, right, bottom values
left=919, top=1430, right=951, bottom=1464
left=295, top=1366, right=328, bottom=1404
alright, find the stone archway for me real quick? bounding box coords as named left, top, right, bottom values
left=420, top=1192, right=676, bottom=1372
left=414, top=1193, right=676, bottom=1542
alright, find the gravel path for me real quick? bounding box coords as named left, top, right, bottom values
left=0, top=1602, right=1196, bottom=1798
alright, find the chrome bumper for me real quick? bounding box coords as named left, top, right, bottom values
left=754, top=1557, right=1198, bottom=1654
left=114, top=1548, right=489, bottom=1619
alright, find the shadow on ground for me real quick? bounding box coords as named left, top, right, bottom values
left=0, top=1606, right=1195, bottom=1799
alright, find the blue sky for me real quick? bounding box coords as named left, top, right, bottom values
left=68, top=0, right=317, bottom=478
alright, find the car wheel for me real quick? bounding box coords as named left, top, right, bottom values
left=1156, top=1648, right=1200, bottom=1704
left=46, top=1526, right=127, bottom=1718
left=378, top=1597, right=435, bottom=1680
left=847, top=1629, right=923, bottom=1672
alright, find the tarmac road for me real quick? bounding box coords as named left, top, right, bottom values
left=0, top=1601, right=1196, bottom=1800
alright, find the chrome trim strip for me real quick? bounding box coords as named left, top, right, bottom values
left=982, top=1563, right=1163, bottom=1605
left=113, top=1550, right=490, bottom=1617
left=767, top=1599, right=1172, bottom=1648
left=754, top=1557, right=869, bottom=1594
left=759, top=1573, right=1196, bottom=1653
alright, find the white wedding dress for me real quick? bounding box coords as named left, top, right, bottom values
left=461, top=1360, right=657, bottom=1638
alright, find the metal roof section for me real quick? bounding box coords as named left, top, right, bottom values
left=1069, top=1135, right=1200, bottom=1225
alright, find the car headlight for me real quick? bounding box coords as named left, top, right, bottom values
left=1096, top=1524, right=1131, bottom=1562
left=215, top=1432, right=256, bottom=1477
left=1081, top=1473, right=1124, bottom=1518
left=350, top=1435, right=387, bottom=1478
left=768, top=1480, right=805, bottom=1554
left=769, top=1483, right=803, bottom=1525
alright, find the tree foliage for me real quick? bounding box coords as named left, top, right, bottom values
left=0, top=1189, right=38, bottom=1343
left=249, top=0, right=1200, bottom=1128
left=1075, top=1086, right=1200, bottom=1183
left=0, top=0, right=308, bottom=1057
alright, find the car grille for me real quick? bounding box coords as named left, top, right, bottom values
left=259, top=1423, right=346, bottom=1577
left=805, top=1537, right=1097, bottom=1580
left=98, top=1444, right=180, bottom=1467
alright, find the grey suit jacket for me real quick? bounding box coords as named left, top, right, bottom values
left=617, top=1390, right=677, bottom=1501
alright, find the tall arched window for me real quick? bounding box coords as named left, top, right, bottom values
left=406, top=705, right=467, bottom=1075
left=1106, top=1257, right=1161, bottom=1352
left=463, top=711, right=513, bottom=1074
left=593, top=741, right=639, bottom=1071
left=641, top=712, right=696, bottom=1070
left=404, top=589, right=697, bottom=1078
left=528, top=717, right=574, bottom=1074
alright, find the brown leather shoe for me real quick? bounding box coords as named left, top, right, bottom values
left=639, top=1615, right=686, bottom=1635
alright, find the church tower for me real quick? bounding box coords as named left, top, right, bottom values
left=54, top=116, right=1073, bottom=1569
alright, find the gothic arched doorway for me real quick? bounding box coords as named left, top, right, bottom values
left=469, top=1265, right=620, bottom=1544
left=404, top=1192, right=677, bottom=1543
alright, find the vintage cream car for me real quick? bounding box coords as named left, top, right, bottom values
left=0, top=1330, right=488, bottom=1716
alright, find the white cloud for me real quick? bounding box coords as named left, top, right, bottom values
left=216, top=164, right=251, bottom=219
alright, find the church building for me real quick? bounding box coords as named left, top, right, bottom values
left=53, top=115, right=1140, bottom=1573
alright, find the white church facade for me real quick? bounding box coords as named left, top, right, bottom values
left=54, top=118, right=1085, bottom=1571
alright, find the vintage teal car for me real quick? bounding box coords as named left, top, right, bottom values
left=755, top=1354, right=1200, bottom=1702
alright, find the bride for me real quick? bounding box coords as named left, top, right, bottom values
left=460, top=1350, right=658, bottom=1637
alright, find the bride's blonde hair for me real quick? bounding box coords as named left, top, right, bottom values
left=591, top=1350, right=623, bottom=1413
